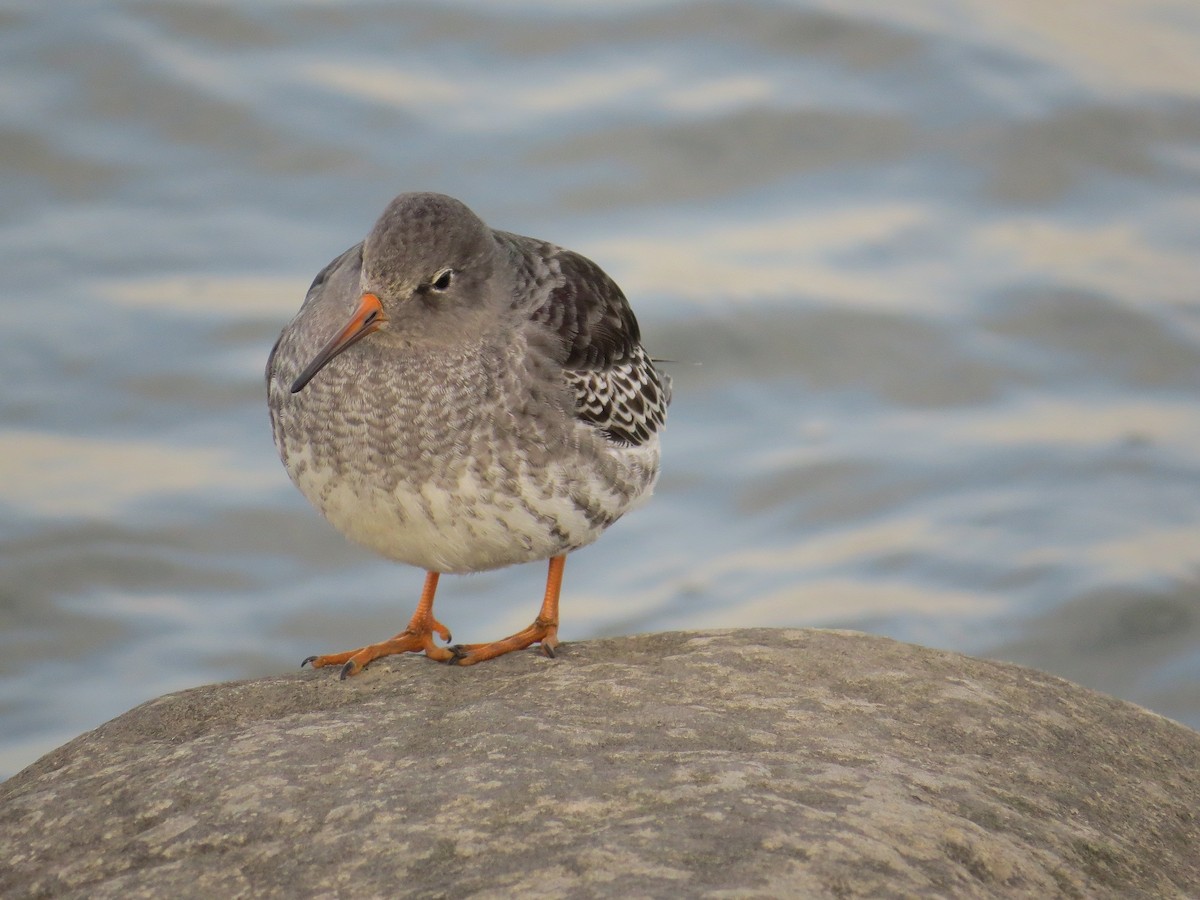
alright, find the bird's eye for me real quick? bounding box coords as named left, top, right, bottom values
left=430, top=269, right=454, bottom=292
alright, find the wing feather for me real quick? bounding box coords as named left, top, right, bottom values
left=520, top=244, right=671, bottom=446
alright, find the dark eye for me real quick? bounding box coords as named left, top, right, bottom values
left=430, top=269, right=454, bottom=291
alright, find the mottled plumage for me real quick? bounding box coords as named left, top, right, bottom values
left=266, top=192, right=670, bottom=672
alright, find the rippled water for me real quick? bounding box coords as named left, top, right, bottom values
left=3, top=0, right=1200, bottom=778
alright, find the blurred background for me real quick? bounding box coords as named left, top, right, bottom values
left=3, top=0, right=1200, bottom=779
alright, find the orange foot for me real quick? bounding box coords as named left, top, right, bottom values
left=450, top=616, right=559, bottom=666
left=303, top=571, right=454, bottom=679
left=450, top=555, right=565, bottom=666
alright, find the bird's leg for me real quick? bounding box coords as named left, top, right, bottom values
left=303, top=571, right=455, bottom=678
left=450, top=555, right=564, bottom=666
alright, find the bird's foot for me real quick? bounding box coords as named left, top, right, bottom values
left=448, top=616, right=559, bottom=666
left=303, top=616, right=454, bottom=679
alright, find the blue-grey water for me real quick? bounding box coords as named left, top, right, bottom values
left=3, top=0, right=1200, bottom=778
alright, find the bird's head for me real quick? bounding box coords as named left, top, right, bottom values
left=290, top=192, right=502, bottom=394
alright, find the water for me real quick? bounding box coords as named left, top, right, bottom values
left=3, top=0, right=1200, bottom=779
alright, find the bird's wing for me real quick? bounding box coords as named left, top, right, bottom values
left=522, top=244, right=671, bottom=447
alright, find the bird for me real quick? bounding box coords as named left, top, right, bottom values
left=266, top=192, right=670, bottom=676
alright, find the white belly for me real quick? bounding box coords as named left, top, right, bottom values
left=287, top=439, right=659, bottom=574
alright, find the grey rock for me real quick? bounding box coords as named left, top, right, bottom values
left=2, top=628, right=1198, bottom=898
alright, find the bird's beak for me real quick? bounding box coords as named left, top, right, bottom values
left=290, top=292, right=388, bottom=393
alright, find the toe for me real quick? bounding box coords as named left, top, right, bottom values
left=423, top=643, right=457, bottom=663
left=430, top=618, right=452, bottom=644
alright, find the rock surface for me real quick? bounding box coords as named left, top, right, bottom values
left=2, top=628, right=1198, bottom=898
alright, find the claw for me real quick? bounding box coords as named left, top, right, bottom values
left=339, top=660, right=358, bottom=680
left=301, top=655, right=318, bottom=668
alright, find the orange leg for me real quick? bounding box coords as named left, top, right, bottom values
left=450, top=555, right=565, bottom=666
left=303, top=571, right=455, bottom=679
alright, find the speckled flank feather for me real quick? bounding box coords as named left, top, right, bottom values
left=266, top=192, right=670, bottom=577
